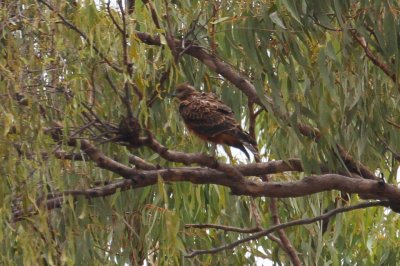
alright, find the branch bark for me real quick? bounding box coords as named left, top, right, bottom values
left=185, top=200, right=389, bottom=258
left=13, top=160, right=400, bottom=221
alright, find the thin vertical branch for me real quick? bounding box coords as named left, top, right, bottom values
left=248, top=100, right=301, bottom=265
left=142, top=0, right=161, bottom=29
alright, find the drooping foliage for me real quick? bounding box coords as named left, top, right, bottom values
left=1, top=0, right=399, bottom=265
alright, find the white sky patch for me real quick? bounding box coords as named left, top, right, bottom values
left=217, top=145, right=251, bottom=163
left=94, top=0, right=119, bottom=8
left=245, top=248, right=274, bottom=266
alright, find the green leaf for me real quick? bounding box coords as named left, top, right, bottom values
left=3, top=113, right=14, bottom=136
left=269, top=11, right=286, bottom=29
left=210, top=16, right=231, bottom=25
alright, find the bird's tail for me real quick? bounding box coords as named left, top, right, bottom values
left=242, top=141, right=260, bottom=160
left=237, top=130, right=259, bottom=160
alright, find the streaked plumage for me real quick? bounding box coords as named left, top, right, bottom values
left=174, top=83, right=258, bottom=159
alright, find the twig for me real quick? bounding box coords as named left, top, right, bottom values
left=163, top=0, right=179, bottom=62
left=142, top=0, right=161, bottom=29
left=146, top=66, right=171, bottom=107
left=13, top=179, right=134, bottom=222
left=104, top=71, right=121, bottom=94
left=336, top=144, right=379, bottom=181
left=351, top=32, right=396, bottom=83
left=129, top=155, right=157, bottom=170
left=185, top=223, right=261, bottom=233
left=250, top=199, right=262, bottom=230
left=185, top=201, right=389, bottom=258
left=54, top=150, right=86, bottom=161
left=106, top=0, right=124, bottom=34
left=374, top=133, right=400, bottom=163
left=387, top=119, right=400, bottom=129
left=117, top=0, right=130, bottom=71
left=311, top=16, right=396, bottom=85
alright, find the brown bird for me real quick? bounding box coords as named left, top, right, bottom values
left=174, top=83, right=258, bottom=159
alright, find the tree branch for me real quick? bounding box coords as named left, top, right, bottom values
left=13, top=157, right=400, bottom=221
left=351, top=32, right=396, bottom=83
left=184, top=200, right=389, bottom=258
left=269, top=197, right=301, bottom=265
left=336, top=144, right=379, bottom=181
left=185, top=223, right=261, bottom=233
left=145, top=131, right=245, bottom=181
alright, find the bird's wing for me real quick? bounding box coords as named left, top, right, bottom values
left=179, top=96, right=238, bottom=137
left=200, top=92, right=234, bottom=116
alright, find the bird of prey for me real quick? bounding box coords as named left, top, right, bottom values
left=174, top=83, right=258, bottom=159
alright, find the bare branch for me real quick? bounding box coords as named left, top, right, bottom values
left=269, top=197, right=301, bottom=265
left=13, top=167, right=400, bottom=221
left=13, top=179, right=134, bottom=222
left=351, top=32, right=396, bottom=83
left=106, top=0, right=124, bottom=34
left=129, top=155, right=157, bottom=170
left=387, top=119, right=400, bottom=129
left=185, top=201, right=389, bottom=258
left=185, top=223, right=260, bottom=233
left=336, top=145, right=379, bottom=181
left=145, top=131, right=245, bottom=181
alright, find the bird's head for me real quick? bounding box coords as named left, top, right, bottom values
left=173, top=83, right=198, bottom=100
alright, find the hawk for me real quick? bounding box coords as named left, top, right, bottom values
left=174, top=83, right=258, bottom=159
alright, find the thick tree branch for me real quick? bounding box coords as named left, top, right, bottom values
left=13, top=164, right=400, bottom=221
left=15, top=128, right=400, bottom=221
left=145, top=132, right=245, bottom=180
left=184, top=201, right=389, bottom=258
